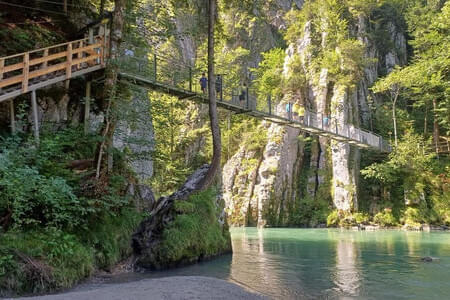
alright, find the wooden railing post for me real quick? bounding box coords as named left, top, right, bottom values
left=66, top=43, right=73, bottom=79
left=22, top=53, right=29, bottom=93
left=0, top=58, right=4, bottom=93
left=43, top=49, right=49, bottom=69
left=0, top=58, right=4, bottom=81
left=77, top=41, right=83, bottom=70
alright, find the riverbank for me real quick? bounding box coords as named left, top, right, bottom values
left=13, top=276, right=266, bottom=300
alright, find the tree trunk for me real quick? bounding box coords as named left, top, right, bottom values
left=197, top=0, right=221, bottom=190
left=392, top=92, right=398, bottom=147
left=95, top=0, right=126, bottom=179
left=432, top=98, right=440, bottom=154
left=424, top=104, right=428, bottom=138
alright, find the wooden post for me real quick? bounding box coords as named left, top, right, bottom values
left=0, top=58, right=4, bottom=80
left=66, top=43, right=73, bottom=79
left=22, top=53, right=29, bottom=93
left=31, top=90, right=39, bottom=144
left=43, top=49, right=49, bottom=68
left=0, top=58, right=4, bottom=93
left=84, top=81, right=91, bottom=134
left=9, top=100, right=16, bottom=134
left=64, top=0, right=68, bottom=14
left=77, top=40, right=83, bottom=69
left=89, top=28, right=94, bottom=45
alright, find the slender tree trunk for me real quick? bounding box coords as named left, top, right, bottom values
left=197, top=0, right=221, bottom=190
left=100, top=0, right=105, bottom=15
left=392, top=92, right=398, bottom=147
left=95, top=0, right=126, bottom=179
left=432, top=98, right=440, bottom=154
left=424, top=104, right=428, bottom=138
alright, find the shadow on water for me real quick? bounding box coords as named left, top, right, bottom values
left=73, top=228, right=450, bottom=300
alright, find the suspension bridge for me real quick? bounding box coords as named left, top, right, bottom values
left=0, top=24, right=391, bottom=152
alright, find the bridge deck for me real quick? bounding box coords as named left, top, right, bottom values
left=119, top=72, right=390, bottom=152
left=0, top=34, right=390, bottom=152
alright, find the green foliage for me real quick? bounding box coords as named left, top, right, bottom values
left=373, top=209, right=397, bottom=227
left=327, top=210, right=340, bottom=227
left=0, top=210, right=143, bottom=296
left=154, top=188, right=230, bottom=267
left=0, top=149, right=84, bottom=230
left=0, top=127, right=142, bottom=295
left=353, top=212, right=370, bottom=225
left=252, top=48, right=285, bottom=101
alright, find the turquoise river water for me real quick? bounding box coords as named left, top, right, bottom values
left=79, top=228, right=450, bottom=299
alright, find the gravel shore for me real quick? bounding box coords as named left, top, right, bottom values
left=17, top=276, right=267, bottom=300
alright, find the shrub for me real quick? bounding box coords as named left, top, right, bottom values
left=353, top=212, right=370, bottom=225
left=154, top=188, right=231, bottom=267
left=403, top=207, right=427, bottom=225
left=327, top=210, right=339, bottom=227
left=373, top=209, right=397, bottom=227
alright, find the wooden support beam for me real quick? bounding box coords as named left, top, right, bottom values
left=9, top=100, right=15, bottom=134
left=31, top=90, right=39, bottom=144
left=64, top=0, right=68, bottom=14
left=84, top=81, right=91, bottom=134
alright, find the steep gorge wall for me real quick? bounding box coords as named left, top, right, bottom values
left=223, top=4, right=407, bottom=227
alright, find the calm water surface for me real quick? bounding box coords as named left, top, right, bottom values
left=80, top=228, right=450, bottom=299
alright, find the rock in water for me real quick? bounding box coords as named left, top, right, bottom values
left=131, top=164, right=210, bottom=269
left=421, top=256, right=439, bottom=262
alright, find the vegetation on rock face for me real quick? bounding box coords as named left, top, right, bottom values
left=0, top=129, right=143, bottom=296
left=150, top=188, right=230, bottom=269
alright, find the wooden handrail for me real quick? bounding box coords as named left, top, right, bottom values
left=0, top=35, right=106, bottom=94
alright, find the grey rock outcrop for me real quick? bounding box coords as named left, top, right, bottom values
left=113, top=88, right=154, bottom=182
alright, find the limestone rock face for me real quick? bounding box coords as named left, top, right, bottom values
left=222, top=10, right=408, bottom=226
left=113, top=88, right=154, bottom=182
left=127, top=183, right=157, bottom=212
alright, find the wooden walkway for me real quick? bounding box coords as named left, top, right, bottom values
left=0, top=32, right=390, bottom=152
left=0, top=27, right=108, bottom=103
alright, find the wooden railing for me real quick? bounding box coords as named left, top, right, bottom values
left=433, top=137, right=450, bottom=155
left=0, top=32, right=107, bottom=102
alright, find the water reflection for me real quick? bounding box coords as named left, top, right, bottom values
left=230, top=228, right=291, bottom=298
left=333, top=237, right=361, bottom=297
left=73, top=229, right=450, bottom=300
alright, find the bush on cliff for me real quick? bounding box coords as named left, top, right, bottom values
left=152, top=188, right=231, bottom=268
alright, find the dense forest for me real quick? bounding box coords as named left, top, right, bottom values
left=0, top=0, right=448, bottom=296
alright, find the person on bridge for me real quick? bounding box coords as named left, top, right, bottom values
left=286, top=102, right=292, bottom=120
left=323, top=115, right=330, bottom=128
left=216, top=74, right=223, bottom=100
left=293, top=103, right=305, bottom=123
left=200, top=73, right=207, bottom=94
left=239, top=83, right=247, bottom=107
